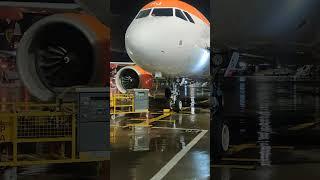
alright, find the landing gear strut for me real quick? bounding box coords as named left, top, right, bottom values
left=213, top=117, right=230, bottom=160
left=212, top=81, right=230, bottom=161
left=212, top=51, right=239, bottom=162
left=169, top=79, right=183, bottom=112
left=170, top=97, right=183, bottom=112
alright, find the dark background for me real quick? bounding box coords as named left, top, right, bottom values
left=0, top=0, right=75, bottom=3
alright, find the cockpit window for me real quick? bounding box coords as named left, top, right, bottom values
left=136, top=9, right=151, bottom=19
left=151, top=8, right=173, bottom=17
left=183, top=11, right=195, bottom=23
left=175, top=9, right=188, bottom=21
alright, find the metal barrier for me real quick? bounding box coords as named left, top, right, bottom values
left=0, top=102, right=106, bottom=167
left=110, top=93, right=136, bottom=115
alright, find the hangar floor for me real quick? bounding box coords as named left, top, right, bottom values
left=213, top=76, right=320, bottom=180
left=0, top=81, right=210, bottom=180
left=110, top=109, right=210, bottom=180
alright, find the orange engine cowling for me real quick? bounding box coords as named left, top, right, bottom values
left=16, top=13, right=110, bottom=101
left=115, top=65, right=153, bottom=93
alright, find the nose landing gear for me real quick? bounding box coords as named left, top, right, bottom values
left=212, top=82, right=230, bottom=161
left=213, top=117, right=230, bottom=160
left=170, top=96, right=183, bottom=112
left=168, top=79, right=183, bottom=112
left=212, top=51, right=239, bottom=162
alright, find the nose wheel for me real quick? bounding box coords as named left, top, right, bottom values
left=212, top=51, right=235, bottom=163
left=168, top=79, right=184, bottom=113
left=170, top=98, right=183, bottom=112
left=213, top=118, right=230, bottom=161
left=221, top=123, right=230, bottom=152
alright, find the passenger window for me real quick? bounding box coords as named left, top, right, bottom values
left=136, top=9, right=151, bottom=19
left=151, top=8, right=173, bottom=17
left=183, top=11, right=195, bottom=23
left=175, top=9, right=188, bottom=21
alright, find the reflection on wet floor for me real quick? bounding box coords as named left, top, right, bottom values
left=0, top=81, right=210, bottom=179
left=14, top=163, right=106, bottom=180
left=111, top=111, right=210, bottom=180
left=214, top=76, right=320, bottom=180
left=256, top=79, right=272, bottom=166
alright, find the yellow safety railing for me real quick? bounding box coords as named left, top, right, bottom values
left=0, top=102, right=107, bottom=167
left=0, top=102, right=76, bottom=166
left=110, top=93, right=136, bottom=115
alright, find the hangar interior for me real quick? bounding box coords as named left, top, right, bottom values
left=1, top=0, right=320, bottom=180
left=0, top=0, right=211, bottom=180
left=109, top=0, right=211, bottom=179
left=211, top=1, right=320, bottom=179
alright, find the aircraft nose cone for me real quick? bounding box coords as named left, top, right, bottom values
left=125, top=22, right=155, bottom=59
left=125, top=20, right=166, bottom=72
left=125, top=26, right=145, bottom=57
left=124, top=18, right=209, bottom=76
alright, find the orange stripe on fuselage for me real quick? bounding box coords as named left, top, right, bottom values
left=142, top=0, right=209, bottom=26
left=133, top=65, right=152, bottom=76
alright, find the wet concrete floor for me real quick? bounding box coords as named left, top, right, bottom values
left=110, top=109, right=210, bottom=180
left=213, top=76, right=320, bottom=180
left=0, top=81, right=210, bottom=179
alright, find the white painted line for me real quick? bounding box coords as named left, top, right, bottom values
left=150, top=130, right=208, bottom=180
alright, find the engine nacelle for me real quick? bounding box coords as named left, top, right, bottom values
left=115, top=65, right=153, bottom=93
left=17, top=13, right=110, bottom=101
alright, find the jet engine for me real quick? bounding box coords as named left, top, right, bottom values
left=16, top=13, right=110, bottom=101
left=115, top=65, right=153, bottom=93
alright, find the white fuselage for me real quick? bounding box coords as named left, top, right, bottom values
left=125, top=7, right=210, bottom=77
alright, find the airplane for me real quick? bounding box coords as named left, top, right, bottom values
left=115, top=0, right=210, bottom=111
left=111, top=62, right=153, bottom=94
left=0, top=0, right=210, bottom=108
left=0, top=0, right=110, bottom=101
left=125, top=0, right=210, bottom=76
left=112, top=61, right=210, bottom=110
